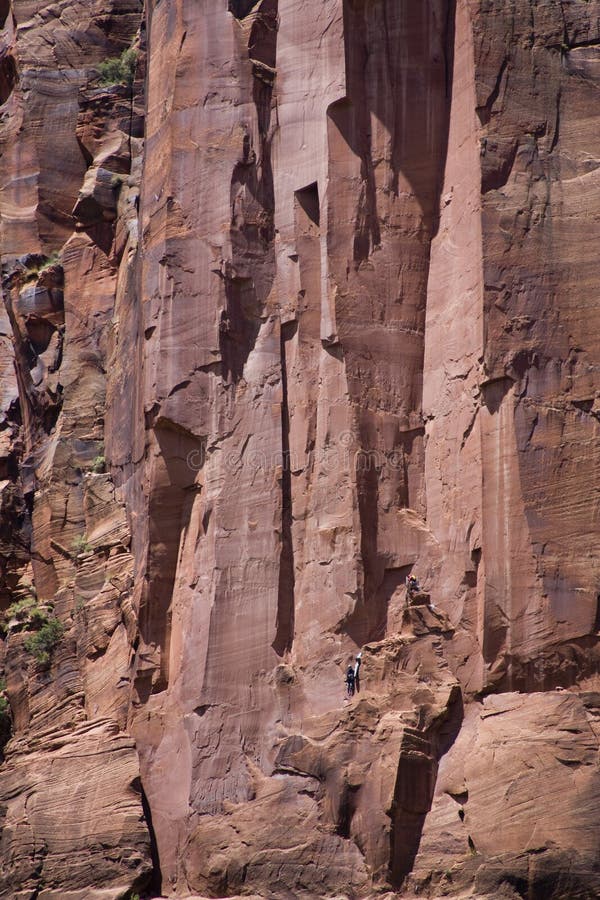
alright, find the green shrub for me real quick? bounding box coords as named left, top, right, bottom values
left=5, top=595, right=37, bottom=621
left=3, top=596, right=49, bottom=632
left=37, top=251, right=61, bottom=273
left=24, top=618, right=64, bottom=666
left=23, top=251, right=61, bottom=282
left=72, top=534, right=91, bottom=554
left=91, top=454, right=105, bottom=473
left=97, top=48, right=137, bottom=87
left=2, top=596, right=63, bottom=666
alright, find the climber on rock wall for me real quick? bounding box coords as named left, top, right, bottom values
left=406, top=574, right=420, bottom=601
left=345, top=665, right=355, bottom=698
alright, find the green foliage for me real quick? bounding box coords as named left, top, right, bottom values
left=4, top=593, right=63, bottom=665
left=24, top=618, right=64, bottom=666
left=0, top=695, right=8, bottom=716
left=72, top=534, right=91, bottom=554
left=37, top=251, right=61, bottom=273
left=5, top=595, right=37, bottom=621
left=91, top=454, right=105, bottom=473
left=3, top=595, right=49, bottom=633
left=23, top=251, right=61, bottom=282
left=97, top=48, right=137, bottom=87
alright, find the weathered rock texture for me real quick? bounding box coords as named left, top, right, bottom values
left=1, top=0, right=600, bottom=898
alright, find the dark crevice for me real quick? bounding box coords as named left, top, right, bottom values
left=593, top=596, right=600, bottom=634
left=0, top=0, right=10, bottom=29
left=336, top=782, right=360, bottom=839
left=476, top=57, right=508, bottom=126
left=481, top=138, right=519, bottom=193
left=228, top=0, right=257, bottom=19
left=141, top=785, right=162, bottom=895
left=550, top=88, right=561, bottom=153
left=294, top=182, right=319, bottom=227
left=464, top=547, right=481, bottom=589
left=443, top=0, right=455, bottom=100
left=273, top=320, right=295, bottom=656
left=460, top=408, right=478, bottom=450
left=0, top=54, right=17, bottom=106
left=563, top=37, right=600, bottom=50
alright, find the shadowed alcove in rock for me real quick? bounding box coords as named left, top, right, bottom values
left=136, top=419, right=203, bottom=698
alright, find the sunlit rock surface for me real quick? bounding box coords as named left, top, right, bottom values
left=0, top=0, right=600, bottom=897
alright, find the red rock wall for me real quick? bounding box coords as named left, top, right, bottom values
left=1, top=0, right=600, bottom=897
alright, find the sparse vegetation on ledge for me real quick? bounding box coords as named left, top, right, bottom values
left=22, top=250, right=62, bottom=283
left=24, top=618, right=65, bottom=666
left=97, top=47, right=137, bottom=87
left=3, top=594, right=46, bottom=631
left=91, top=454, right=106, bottom=473
left=72, top=534, right=92, bottom=554
left=2, top=595, right=64, bottom=667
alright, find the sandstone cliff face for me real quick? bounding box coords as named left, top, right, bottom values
left=1, top=0, right=600, bottom=898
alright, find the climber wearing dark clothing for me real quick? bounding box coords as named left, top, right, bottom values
left=406, top=574, right=420, bottom=597
left=345, top=665, right=355, bottom=697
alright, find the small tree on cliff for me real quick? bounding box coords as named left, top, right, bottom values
left=97, top=48, right=137, bottom=87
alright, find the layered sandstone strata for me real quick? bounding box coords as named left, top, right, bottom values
left=0, top=0, right=599, bottom=898
left=0, top=0, right=151, bottom=897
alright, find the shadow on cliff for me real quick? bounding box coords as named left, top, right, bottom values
left=222, top=0, right=296, bottom=658
left=330, top=0, right=456, bottom=261
left=273, top=319, right=296, bottom=656
left=219, top=0, right=277, bottom=384
left=324, top=0, right=456, bottom=645
left=389, top=684, right=464, bottom=888
left=137, top=420, right=202, bottom=697
left=341, top=428, right=425, bottom=647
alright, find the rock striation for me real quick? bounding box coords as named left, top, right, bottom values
left=0, top=0, right=600, bottom=898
